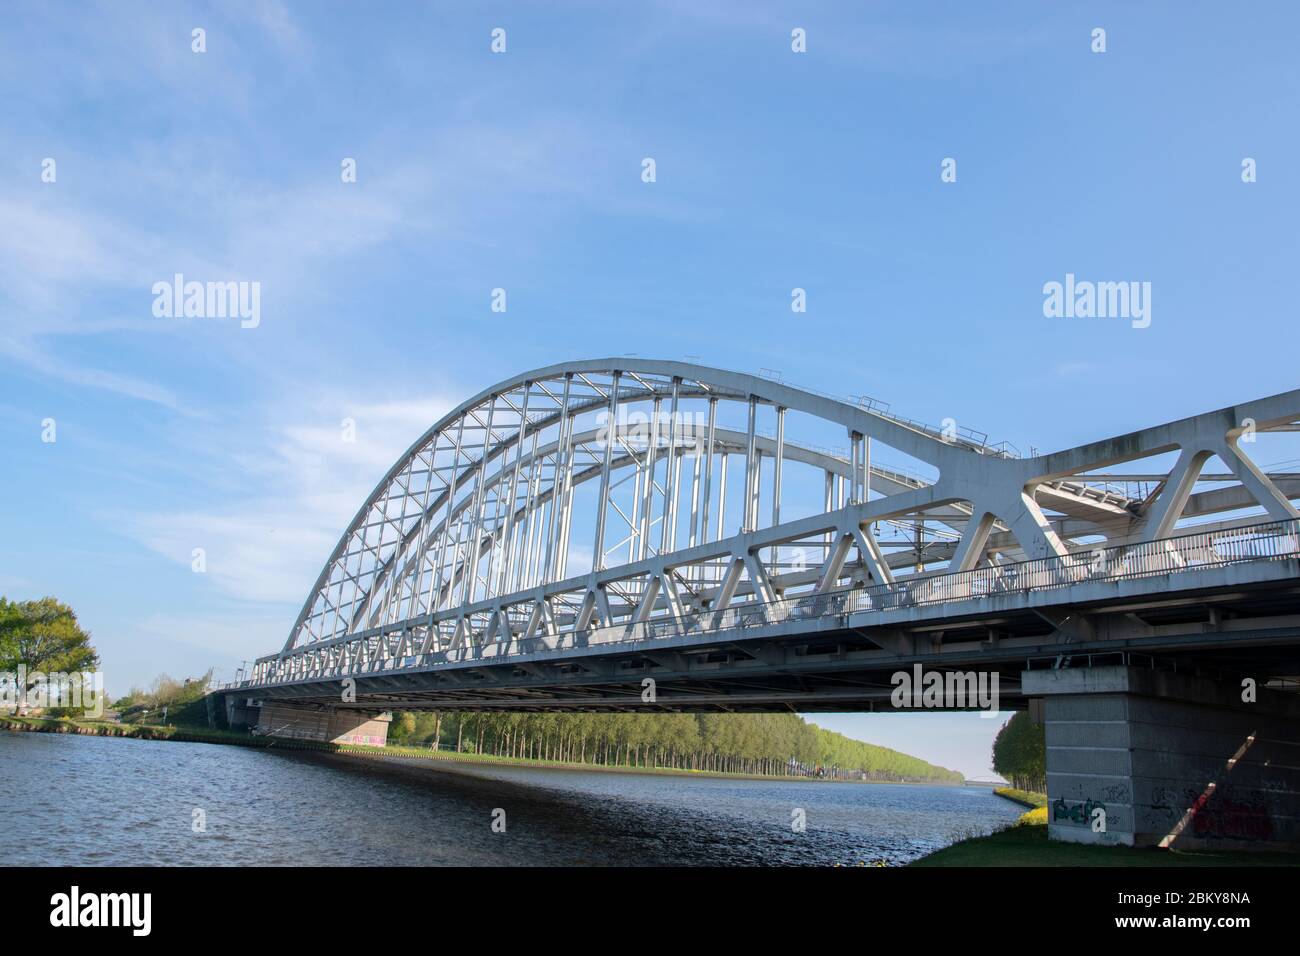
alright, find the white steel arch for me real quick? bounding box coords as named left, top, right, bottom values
left=283, top=359, right=1300, bottom=660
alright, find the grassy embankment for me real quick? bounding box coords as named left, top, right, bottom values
left=914, top=787, right=1299, bottom=866
left=0, top=713, right=944, bottom=784
left=993, top=786, right=1047, bottom=809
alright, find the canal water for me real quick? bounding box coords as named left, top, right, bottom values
left=1, top=732, right=1020, bottom=866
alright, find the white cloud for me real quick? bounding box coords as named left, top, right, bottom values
left=0, top=333, right=188, bottom=411
left=122, top=392, right=457, bottom=606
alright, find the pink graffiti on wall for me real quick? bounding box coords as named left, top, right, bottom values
left=1189, top=793, right=1274, bottom=841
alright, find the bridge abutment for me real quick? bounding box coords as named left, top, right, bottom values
left=254, top=701, right=391, bottom=746
left=221, top=693, right=257, bottom=731
left=1023, top=665, right=1300, bottom=851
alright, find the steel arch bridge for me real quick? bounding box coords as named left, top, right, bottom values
left=235, top=359, right=1300, bottom=709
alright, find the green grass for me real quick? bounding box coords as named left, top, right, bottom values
left=913, top=820, right=1300, bottom=867
left=2, top=713, right=421, bottom=753
left=993, top=787, right=1047, bottom=809
left=2, top=714, right=259, bottom=744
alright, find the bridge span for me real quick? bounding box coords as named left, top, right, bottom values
left=216, top=359, right=1300, bottom=850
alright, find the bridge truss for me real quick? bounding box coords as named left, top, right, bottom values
left=245, top=359, right=1300, bottom=691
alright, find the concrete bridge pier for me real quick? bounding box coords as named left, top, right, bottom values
left=1023, top=665, right=1300, bottom=851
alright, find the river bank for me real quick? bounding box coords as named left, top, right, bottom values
left=992, top=787, right=1047, bottom=810
left=917, top=783, right=1298, bottom=866
left=0, top=714, right=962, bottom=787
left=912, top=817, right=1300, bottom=866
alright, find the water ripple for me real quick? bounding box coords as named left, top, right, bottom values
left=0, top=732, right=1020, bottom=866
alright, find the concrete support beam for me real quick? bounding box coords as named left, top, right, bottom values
left=1023, top=665, right=1300, bottom=851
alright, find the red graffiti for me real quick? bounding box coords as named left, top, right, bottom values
left=1189, top=793, right=1274, bottom=841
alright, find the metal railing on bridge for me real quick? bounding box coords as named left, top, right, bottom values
left=227, top=518, right=1300, bottom=689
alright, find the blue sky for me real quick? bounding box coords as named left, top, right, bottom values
left=3, top=1, right=1297, bottom=779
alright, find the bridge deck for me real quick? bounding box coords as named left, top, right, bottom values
left=223, top=519, right=1300, bottom=711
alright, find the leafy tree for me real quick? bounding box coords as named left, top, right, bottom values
left=115, top=671, right=214, bottom=725
left=0, top=596, right=99, bottom=709
left=991, top=711, right=1045, bottom=792
left=389, top=712, right=418, bottom=742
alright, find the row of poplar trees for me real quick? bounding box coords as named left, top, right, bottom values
left=388, top=710, right=964, bottom=783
